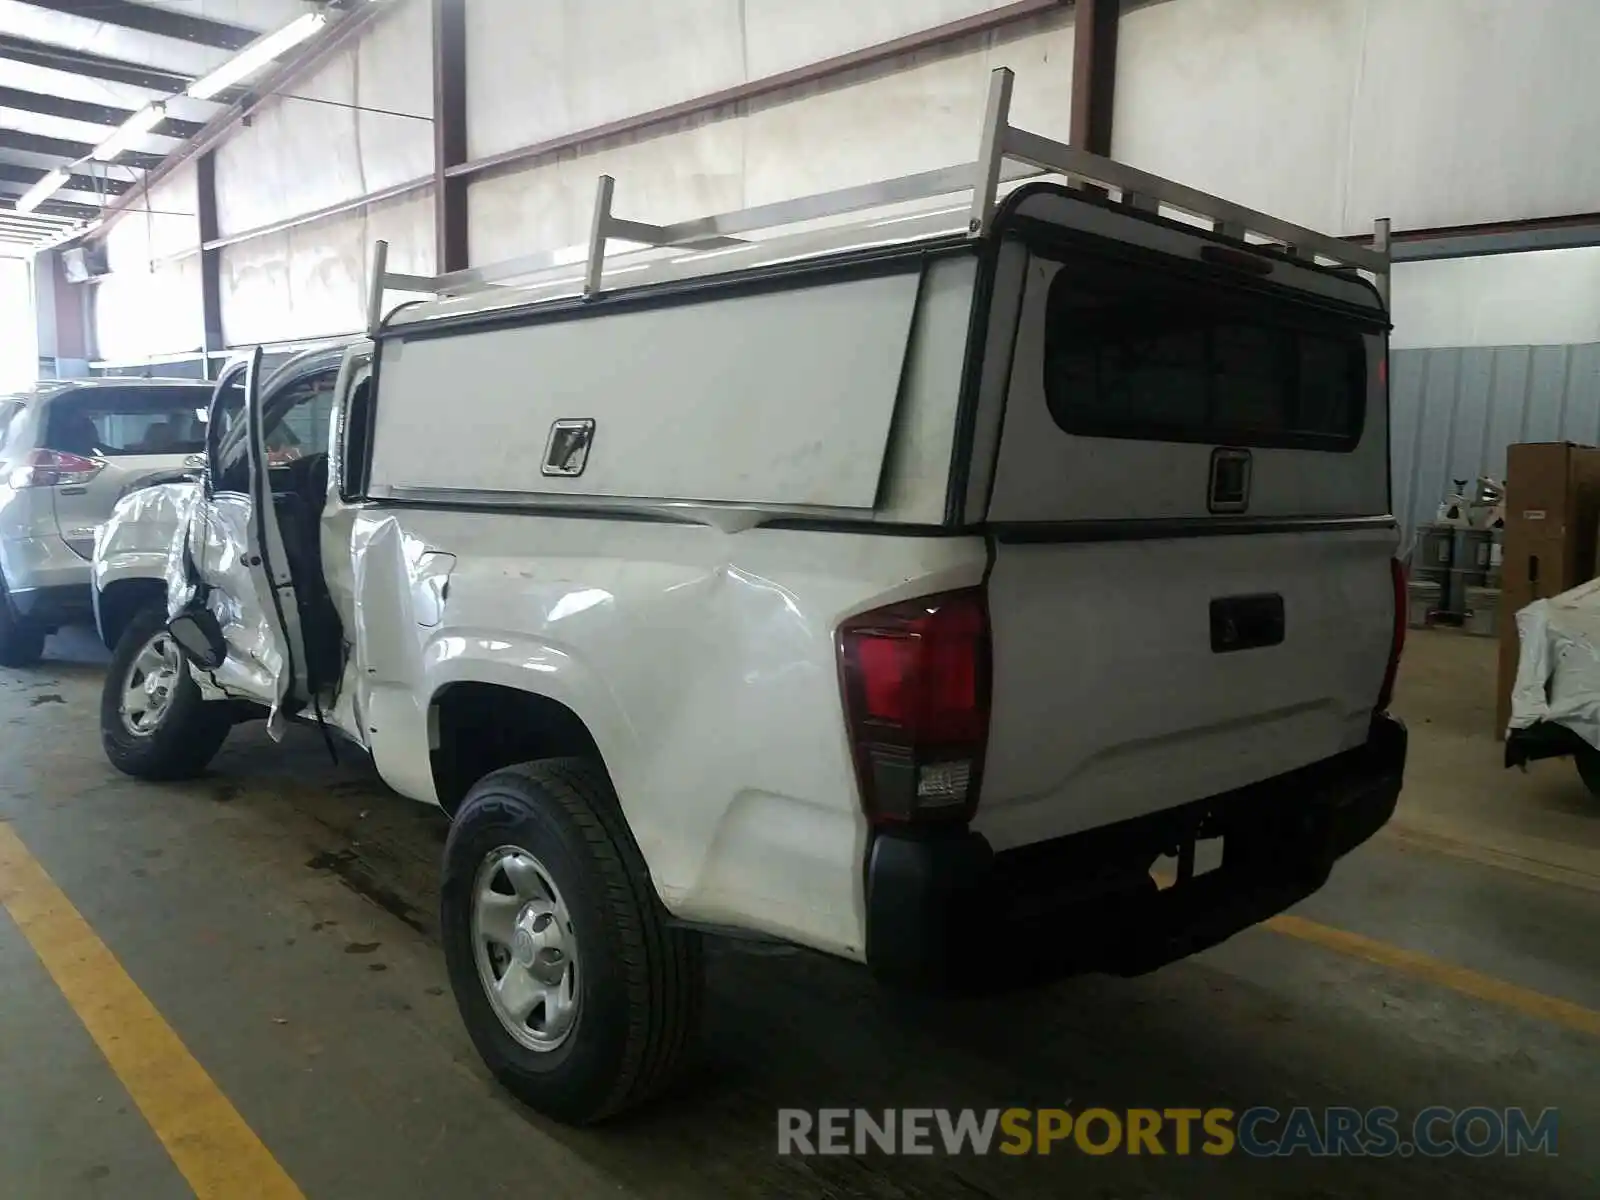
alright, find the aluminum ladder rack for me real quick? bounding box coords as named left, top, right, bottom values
left=368, top=66, right=1391, bottom=335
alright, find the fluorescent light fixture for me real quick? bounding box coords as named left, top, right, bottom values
left=92, top=103, right=167, bottom=162
left=186, top=12, right=329, bottom=100
left=15, top=167, right=70, bottom=214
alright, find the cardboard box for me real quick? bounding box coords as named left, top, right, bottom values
left=1495, top=442, right=1600, bottom=735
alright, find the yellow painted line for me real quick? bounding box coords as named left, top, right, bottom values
left=0, top=822, right=305, bottom=1200
left=1151, top=865, right=1600, bottom=1038
left=1266, top=913, right=1600, bottom=1039
left=1379, top=822, right=1600, bottom=896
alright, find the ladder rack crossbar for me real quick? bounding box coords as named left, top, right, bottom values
left=366, top=67, right=1389, bottom=334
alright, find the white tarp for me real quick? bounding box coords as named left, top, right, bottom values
left=1509, top=576, right=1600, bottom=746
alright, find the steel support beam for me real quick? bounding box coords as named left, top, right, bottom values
left=0, top=33, right=192, bottom=93
left=0, top=127, right=165, bottom=171
left=197, top=150, right=224, bottom=378
left=1070, top=0, right=1120, bottom=155
left=433, top=0, right=468, bottom=271
left=0, top=85, right=203, bottom=139
left=1334, top=211, right=1600, bottom=263
left=0, top=162, right=130, bottom=195
left=15, top=0, right=257, bottom=51
left=0, top=196, right=98, bottom=221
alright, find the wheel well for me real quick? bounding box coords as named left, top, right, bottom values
left=97, top=577, right=167, bottom=651
left=429, top=683, right=604, bottom=816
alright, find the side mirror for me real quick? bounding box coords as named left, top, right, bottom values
left=168, top=609, right=227, bottom=671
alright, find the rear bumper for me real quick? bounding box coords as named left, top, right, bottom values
left=1, top=533, right=92, bottom=597
left=864, top=713, right=1407, bottom=990
left=9, top=583, right=94, bottom=626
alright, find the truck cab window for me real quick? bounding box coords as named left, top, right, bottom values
left=262, top=373, right=338, bottom=466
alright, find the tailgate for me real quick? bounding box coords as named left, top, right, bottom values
left=970, top=203, right=1395, bottom=852
left=976, top=528, right=1393, bottom=851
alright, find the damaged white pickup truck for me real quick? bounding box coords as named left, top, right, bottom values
left=90, top=69, right=1407, bottom=1126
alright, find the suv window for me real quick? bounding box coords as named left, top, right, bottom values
left=0, top=401, right=24, bottom=455
left=1042, top=256, right=1367, bottom=451
left=44, top=386, right=211, bottom=457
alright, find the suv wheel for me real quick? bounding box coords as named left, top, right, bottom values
left=0, top=581, right=45, bottom=667
left=100, top=603, right=232, bottom=779
left=440, top=758, right=704, bottom=1124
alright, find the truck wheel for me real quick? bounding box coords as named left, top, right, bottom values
left=440, top=758, right=704, bottom=1125
left=100, top=603, right=232, bottom=780
left=0, top=581, right=45, bottom=667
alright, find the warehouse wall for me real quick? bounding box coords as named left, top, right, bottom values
left=465, top=0, right=1075, bottom=263
left=214, top=0, right=434, bottom=344
left=1392, top=249, right=1600, bottom=351
left=1389, top=247, right=1600, bottom=541
left=92, top=163, right=202, bottom=363
left=1115, top=0, right=1600, bottom=237
left=1391, top=342, right=1600, bottom=545
left=78, top=0, right=1600, bottom=367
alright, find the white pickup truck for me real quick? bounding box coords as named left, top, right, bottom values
left=92, top=69, right=1406, bottom=1125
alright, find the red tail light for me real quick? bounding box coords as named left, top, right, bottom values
left=1376, top=558, right=1406, bottom=712
left=8, top=449, right=104, bottom=489
left=837, top=588, right=991, bottom=826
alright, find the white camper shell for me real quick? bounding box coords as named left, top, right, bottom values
left=93, top=68, right=1408, bottom=1126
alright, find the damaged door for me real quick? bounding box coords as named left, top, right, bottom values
left=238, top=346, right=312, bottom=736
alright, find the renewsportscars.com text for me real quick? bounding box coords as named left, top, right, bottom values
left=776, top=1106, right=1559, bottom=1158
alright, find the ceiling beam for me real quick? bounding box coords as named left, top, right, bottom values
left=14, top=0, right=259, bottom=52
left=0, top=32, right=194, bottom=93
left=0, top=197, right=96, bottom=221
left=0, top=220, right=78, bottom=236
left=89, top=2, right=389, bottom=235
left=0, top=127, right=164, bottom=171
left=0, top=85, right=204, bottom=139
left=0, top=183, right=115, bottom=216
left=0, top=161, right=131, bottom=195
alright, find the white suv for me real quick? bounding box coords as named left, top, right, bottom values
left=91, top=70, right=1407, bottom=1127
left=0, top=378, right=214, bottom=665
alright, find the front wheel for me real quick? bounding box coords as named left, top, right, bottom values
left=440, top=758, right=704, bottom=1124
left=100, top=603, right=232, bottom=780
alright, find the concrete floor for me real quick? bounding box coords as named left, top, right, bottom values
left=1, top=627, right=1597, bottom=1198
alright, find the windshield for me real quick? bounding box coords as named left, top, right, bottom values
left=44, top=386, right=212, bottom=458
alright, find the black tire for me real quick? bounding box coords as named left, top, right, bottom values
left=441, top=758, right=704, bottom=1125
left=0, top=580, right=45, bottom=667
left=100, top=603, right=232, bottom=780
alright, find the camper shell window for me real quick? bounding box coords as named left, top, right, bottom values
left=1041, top=252, right=1367, bottom=452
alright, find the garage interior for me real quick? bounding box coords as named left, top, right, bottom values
left=2, top=0, right=1600, bottom=1197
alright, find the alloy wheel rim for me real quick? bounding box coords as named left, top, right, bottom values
left=119, top=631, right=183, bottom=737
left=470, top=845, right=581, bottom=1052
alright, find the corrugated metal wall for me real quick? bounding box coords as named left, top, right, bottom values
left=1391, top=343, right=1600, bottom=549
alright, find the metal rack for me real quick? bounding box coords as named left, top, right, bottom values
left=367, top=66, right=1392, bottom=336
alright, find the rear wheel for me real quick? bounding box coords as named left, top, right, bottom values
left=0, top=581, right=45, bottom=667
left=100, top=603, right=232, bottom=779
left=440, top=758, right=703, bottom=1124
